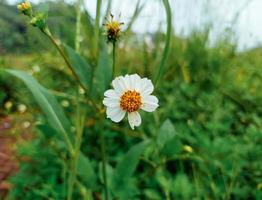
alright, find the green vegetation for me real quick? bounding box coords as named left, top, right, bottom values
left=0, top=1, right=261, bottom=200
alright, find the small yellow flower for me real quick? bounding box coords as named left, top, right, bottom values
left=17, top=1, right=32, bottom=16
left=104, top=14, right=124, bottom=43
left=183, top=145, right=193, bottom=153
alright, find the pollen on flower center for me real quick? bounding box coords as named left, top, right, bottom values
left=120, top=90, right=142, bottom=113
left=17, top=1, right=31, bottom=11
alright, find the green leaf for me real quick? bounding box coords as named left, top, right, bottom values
left=37, top=124, right=57, bottom=139
left=63, top=44, right=92, bottom=91
left=161, top=137, right=182, bottom=157
left=77, top=153, right=97, bottom=188
left=93, top=47, right=112, bottom=96
left=157, top=119, right=176, bottom=148
left=111, top=142, right=145, bottom=198
left=172, top=173, right=193, bottom=199
left=5, top=69, right=97, bottom=189
left=5, top=69, right=71, bottom=135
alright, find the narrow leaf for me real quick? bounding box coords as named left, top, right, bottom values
left=112, top=142, right=145, bottom=188
left=6, top=69, right=71, bottom=135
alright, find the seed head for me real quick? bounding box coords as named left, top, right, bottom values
left=104, top=14, right=124, bottom=43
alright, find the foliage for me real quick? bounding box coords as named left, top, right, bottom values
left=0, top=0, right=261, bottom=200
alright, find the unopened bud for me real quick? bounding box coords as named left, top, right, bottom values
left=17, top=1, right=32, bottom=17
left=30, top=13, right=47, bottom=30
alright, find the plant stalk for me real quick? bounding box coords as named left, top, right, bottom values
left=94, top=0, right=102, bottom=57
left=101, top=132, right=109, bottom=200
left=75, top=0, right=82, bottom=53
left=112, top=42, right=116, bottom=78
left=43, top=28, right=85, bottom=90
left=67, top=101, right=85, bottom=200
left=155, top=0, right=172, bottom=85
left=42, top=27, right=102, bottom=113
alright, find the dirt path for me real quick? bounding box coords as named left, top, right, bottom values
left=0, top=117, right=22, bottom=199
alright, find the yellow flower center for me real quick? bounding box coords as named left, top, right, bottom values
left=18, top=2, right=31, bottom=11
left=120, top=90, right=142, bottom=113
left=106, top=21, right=121, bottom=32
left=104, top=20, right=123, bottom=42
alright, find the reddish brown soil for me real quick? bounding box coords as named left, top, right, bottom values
left=0, top=117, right=18, bottom=198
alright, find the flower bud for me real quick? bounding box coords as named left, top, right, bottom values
left=17, top=1, right=32, bottom=17
left=30, top=13, right=47, bottom=30
left=183, top=145, right=193, bottom=153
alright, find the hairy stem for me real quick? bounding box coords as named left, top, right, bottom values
left=43, top=28, right=85, bottom=89
left=42, top=28, right=101, bottom=112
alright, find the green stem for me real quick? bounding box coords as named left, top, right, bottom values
left=101, top=132, right=109, bottom=200
left=42, top=27, right=101, bottom=112
left=94, top=0, right=102, bottom=57
left=155, top=0, right=172, bottom=85
left=112, top=42, right=116, bottom=78
left=67, top=102, right=85, bottom=200
left=75, top=0, right=82, bottom=53
left=43, top=28, right=85, bottom=90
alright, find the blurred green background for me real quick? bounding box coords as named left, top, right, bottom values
left=0, top=0, right=262, bottom=200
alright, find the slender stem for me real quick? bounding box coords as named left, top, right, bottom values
left=155, top=0, right=172, bottom=85
left=67, top=101, right=85, bottom=200
left=42, top=28, right=101, bottom=112
left=43, top=28, right=85, bottom=90
left=75, top=0, right=82, bottom=53
left=101, top=132, right=109, bottom=200
left=94, top=0, right=102, bottom=57
left=112, top=42, right=116, bottom=79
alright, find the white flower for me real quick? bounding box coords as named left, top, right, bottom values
left=103, top=74, right=159, bottom=129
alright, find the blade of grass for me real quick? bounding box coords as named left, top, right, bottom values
left=155, top=0, right=172, bottom=85
left=68, top=97, right=86, bottom=200
left=75, top=0, right=83, bottom=53
left=93, top=0, right=102, bottom=57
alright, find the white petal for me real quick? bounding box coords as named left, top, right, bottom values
left=104, top=89, right=120, bottom=99
left=127, top=111, right=142, bottom=129
left=123, top=74, right=131, bottom=89
left=107, top=107, right=126, bottom=122
left=112, top=76, right=126, bottom=93
left=139, top=78, right=154, bottom=95
left=112, top=76, right=124, bottom=93
left=103, top=97, right=119, bottom=107
left=141, top=95, right=159, bottom=112
left=129, top=74, right=141, bottom=91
